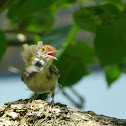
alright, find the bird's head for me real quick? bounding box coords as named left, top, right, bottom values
left=39, top=45, right=58, bottom=60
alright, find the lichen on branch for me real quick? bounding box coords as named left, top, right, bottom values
left=0, top=100, right=126, bottom=126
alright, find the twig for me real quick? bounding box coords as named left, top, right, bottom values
left=3, top=29, right=44, bottom=35
left=7, top=40, right=35, bottom=46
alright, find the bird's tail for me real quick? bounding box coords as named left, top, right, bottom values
left=21, top=41, right=43, bottom=65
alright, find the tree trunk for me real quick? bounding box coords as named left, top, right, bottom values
left=0, top=99, right=126, bottom=126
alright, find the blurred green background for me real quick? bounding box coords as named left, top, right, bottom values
left=0, top=0, right=126, bottom=119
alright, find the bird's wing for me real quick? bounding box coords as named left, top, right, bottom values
left=49, top=64, right=60, bottom=77
left=21, top=41, right=43, bottom=65
left=21, top=69, right=27, bottom=82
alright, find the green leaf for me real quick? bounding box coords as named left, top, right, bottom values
left=63, top=41, right=95, bottom=65
left=73, top=4, right=121, bottom=32
left=54, top=41, right=94, bottom=87
left=7, top=0, right=56, bottom=22
left=73, top=6, right=101, bottom=32
left=118, top=60, right=126, bottom=73
left=41, top=25, right=73, bottom=49
left=94, top=17, right=126, bottom=65
left=106, top=0, right=122, bottom=4
left=105, top=66, right=121, bottom=87
left=0, top=0, right=14, bottom=13
left=62, top=0, right=76, bottom=4
left=106, top=0, right=124, bottom=9
left=0, top=31, right=7, bottom=61
left=59, top=0, right=76, bottom=8
left=27, top=11, right=54, bottom=32
left=94, top=0, right=105, bottom=3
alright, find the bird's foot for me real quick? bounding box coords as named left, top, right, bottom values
left=27, top=93, right=39, bottom=103
left=27, top=99, right=33, bottom=103
left=47, top=100, right=55, bottom=108
left=50, top=99, right=55, bottom=107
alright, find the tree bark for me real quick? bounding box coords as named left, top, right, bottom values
left=0, top=99, right=126, bottom=126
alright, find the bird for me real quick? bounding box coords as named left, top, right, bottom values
left=21, top=41, right=60, bottom=106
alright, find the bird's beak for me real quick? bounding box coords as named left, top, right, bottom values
left=44, top=45, right=58, bottom=60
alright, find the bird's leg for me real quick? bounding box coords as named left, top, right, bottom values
left=50, top=92, right=55, bottom=107
left=28, top=93, right=39, bottom=103
left=33, top=93, right=39, bottom=99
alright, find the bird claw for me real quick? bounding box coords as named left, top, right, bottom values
left=47, top=100, right=55, bottom=108
left=50, top=100, right=55, bottom=107
left=28, top=99, right=33, bottom=103
left=27, top=93, right=39, bottom=103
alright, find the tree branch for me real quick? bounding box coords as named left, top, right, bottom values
left=0, top=99, right=126, bottom=126
left=7, top=40, right=35, bottom=46
left=3, top=29, right=44, bottom=35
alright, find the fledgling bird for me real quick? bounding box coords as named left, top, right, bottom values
left=21, top=41, right=60, bottom=106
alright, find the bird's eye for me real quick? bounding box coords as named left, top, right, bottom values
left=41, top=47, right=46, bottom=53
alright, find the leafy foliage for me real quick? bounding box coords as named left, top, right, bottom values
left=41, top=25, right=73, bottom=49
left=73, top=6, right=101, bottom=32
left=7, top=0, right=56, bottom=22
left=26, top=11, right=54, bottom=32
left=105, top=66, right=121, bottom=87
left=94, top=18, right=126, bottom=65
left=54, top=41, right=94, bottom=87
left=95, top=0, right=105, bottom=3
left=0, top=0, right=126, bottom=88
left=0, top=0, right=13, bottom=13
left=73, top=4, right=121, bottom=32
